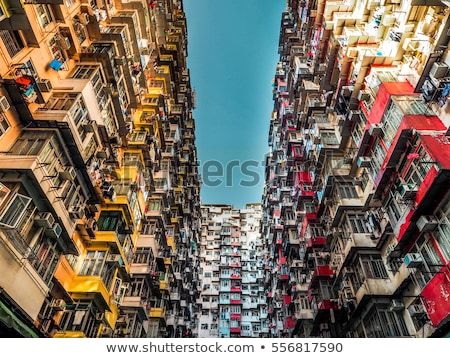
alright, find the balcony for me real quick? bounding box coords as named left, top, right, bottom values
left=309, top=265, right=335, bottom=288
left=149, top=307, right=166, bottom=319
left=306, top=236, right=327, bottom=251
left=355, top=278, right=395, bottom=304
left=230, top=327, right=241, bottom=334
left=311, top=297, right=343, bottom=325
left=121, top=295, right=146, bottom=309
left=343, top=233, right=378, bottom=258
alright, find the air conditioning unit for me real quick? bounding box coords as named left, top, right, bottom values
left=86, top=218, right=97, bottom=231
left=404, top=253, right=423, bottom=268
left=79, top=12, right=90, bottom=25
left=96, top=150, right=108, bottom=159
left=416, top=215, right=438, bottom=232
left=85, top=218, right=97, bottom=238
left=114, top=56, right=127, bottom=66
left=34, top=212, right=56, bottom=228
left=59, top=36, right=71, bottom=50
left=59, top=167, right=77, bottom=181
left=342, top=267, right=354, bottom=275
left=358, top=90, right=371, bottom=102
left=389, top=299, right=405, bottom=311
left=81, top=119, right=95, bottom=132
left=368, top=123, right=383, bottom=136
left=398, top=183, right=418, bottom=200
left=408, top=304, right=425, bottom=317
left=429, top=62, right=449, bottom=79
left=336, top=115, right=345, bottom=126
left=51, top=299, right=66, bottom=311
left=69, top=205, right=85, bottom=219
left=357, top=156, right=371, bottom=168
left=275, top=301, right=282, bottom=308
left=103, top=83, right=114, bottom=95
left=319, top=323, right=329, bottom=330
left=101, top=327, right=113, bottom=336
left=37, top=79, right=52, bottom=92
left=116, top=315, right=130, bottom=326
left=45, top=223, right=62, bottom=238
left=324, top=197, right=333, bottom=205
left=95, top=312, right=105, bottom=321
left=349, top=110, right=361, bottom=121
left=107, top=254, right=121, bottom=263
left=0, top=96, right=10, bottom=112
left=352, top=177, right=362, bottom=186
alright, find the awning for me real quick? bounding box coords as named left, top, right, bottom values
left=0, top=301, right=39, bottom=338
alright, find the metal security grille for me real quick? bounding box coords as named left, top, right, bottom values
left=0, top=30, right=24, bottom=58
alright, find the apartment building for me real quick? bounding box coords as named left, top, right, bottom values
left=262, top=0, right=450, bottom=338
left=198, top=204, right=268, bottom=338
left=0, top=0, right=201, bottom=338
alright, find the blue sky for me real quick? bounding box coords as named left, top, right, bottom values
left=183, top=0, right=286, bottom=209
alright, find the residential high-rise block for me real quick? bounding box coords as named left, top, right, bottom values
left=262, top=0, right=450, bottom=338
left=0, top=0, right=201, bottom=338
left=198, top=204, right=268, bottom=338
left=3, top=0, right=450, bottom=340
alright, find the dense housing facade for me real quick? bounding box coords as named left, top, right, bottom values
left=0, top=0, right=201, bottom=338
left=262, top=0, right=450, bottom=338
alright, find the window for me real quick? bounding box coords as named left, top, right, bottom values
left=346, top=214, right=371, bottom=234
left=133, top=247, right=154, bottom=265
left=0, top=114, right=10, bottom=137
left=0, top=193, right=32, bottom=228
left=368, top=139, right=386, bottom=181
left=381, top=100, right=403, bottom=149
left=364, top=305, right=409, bottom=337
left=141, top=221, right=157, bottom=235
left=403, top=146, right=433, bottom=186
left=359, top=254, right=388, bottom=279
left=230, top=305, right=241, bottom=313
left=320, top=131, right=339, bottom=145
left=147, top=199, right=161, bottom=211
left=29, top=235, right=59, bottom=284
left=43, top=93, right=78, bottom=111
left=434, top=206, right=450, bottom=261
left=337, top=184, right=358, bottom=199
left=201, top=323, right=208, bottom=330
left=35, top=4, right=53, bottom=28
left=79, top=250, right=107, bottom=276
left=97, top=211, right=123, bottom=231
left=411, top=235, right=442, bottom=289
left=129, top=276, right=151, bottom=298
left=59, top=301, right=99, bottom=338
